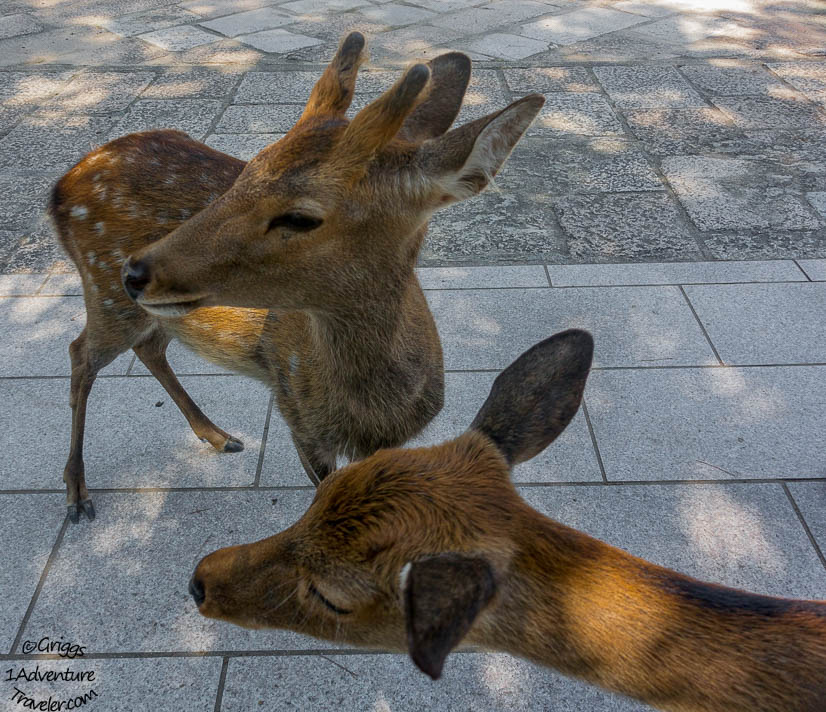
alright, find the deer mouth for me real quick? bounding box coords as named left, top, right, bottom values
left=138, top=295, right=209, bottom=318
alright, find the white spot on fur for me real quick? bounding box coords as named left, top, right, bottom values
left=71, top=205, right=88, bottom=219
left=398, top=562, right=412, bottom=594
left=164, top=175, right=177, bottom=185
left=289, top=354, right=299, bottom=374
left=92, top=173, right=102, bottom=182
left=179, top=209, right=191, bottom=219
left=94, top=222, right=105, bottom=235
left=103, top=298, right=114, bottom=307
left=86, top=251, right=96, bottom=265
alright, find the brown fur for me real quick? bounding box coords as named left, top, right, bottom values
left=49, top=33, right=545, bottom=521
left=192, top=331, right=826, bottom=712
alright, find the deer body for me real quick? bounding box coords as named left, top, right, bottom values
left=51, top=34, right=544, bottom=522
left=191, top=331, right=826, bottom=712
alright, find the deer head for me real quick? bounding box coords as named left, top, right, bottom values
left=189, top=329, right=593, bottom=675
left=121, top=33, right=544, bottom=317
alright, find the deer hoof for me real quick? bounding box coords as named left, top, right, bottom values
left=223, top=436, right=244, bottom=453
left=79, top=498, right=96, bottom=521
left=67, top=504, right=80, bottom=524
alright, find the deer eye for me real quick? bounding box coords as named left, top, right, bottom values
left=308, top=582, right=352, bottom=615
left=268, top=212, right=323, bottom=232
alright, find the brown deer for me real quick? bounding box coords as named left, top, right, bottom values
left=49, top=32, right=545, bottom=522
left=190, top=330, right=826, bottom=712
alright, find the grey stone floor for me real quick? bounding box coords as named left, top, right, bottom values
left=1, top=0, right=826, bottom=710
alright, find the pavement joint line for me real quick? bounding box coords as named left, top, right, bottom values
left=782, top=482, right=826, bottom=573
left=213, top=656, right=229, bottom=712
left=793, top=258, right=815, bottom=281
left=9, top=516, right=69, bottom=655
left=203, top=71, right=249, bottom=142
left=580, top=398, right=607, bottom=483
left=678, top=284, right=724, bottom=365
left=253, top=392, right=276, bottom=488
left=543, top=263, right=553, bottom=286
left=0, top=648, right=447, bottom=661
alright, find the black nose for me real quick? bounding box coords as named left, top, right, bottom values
left=122, top=258, right=151, bottom=300
left=189, top=574, right=205, bottom=606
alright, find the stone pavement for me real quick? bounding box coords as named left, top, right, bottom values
left=1, top=0, right=826, bottom=710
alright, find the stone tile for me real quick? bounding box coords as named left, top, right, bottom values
left=623, top=107, right=740, bottom=156
left=767, top=61, right=826, bottom=95
left=41, top=71, right=155, bottom=114
left=684, top=283, right=826, bottom=365
left=455, top=72, right=508, bottom=122
left=499, top=137, right=660, bottom=195
left=503, top=67, right=598, bottom=94
left=703, top=231, right=826, bottom=261
left=3, top=658, right=222, bottom=711
left=587, top=366, right=826, bottom=480
left=527, top=93, right=623, bottom=137
left=0, top=27, right=120, bottom=67
left=679, top=64, right=787, bottom=96
left=154, top=38, right=263, bottom=65
left=711, top=96, right=826, bottom=129
left=798, top=259, right=826, bottom=281
left=612, top=1, right=674, bottom=17
left=139, top=24, right=220, bottom=51
left=283, top=13, right=389, bottom=44
left=0, top=70, right=76, bottom=105
left=0, top=114, right=116, bottom=172
left=405, top=372, right=603, bottom=484
left=234, top=71, right=318, bottom=103
left=0, top=296, right=132, bottom=378
left=222, top=653, right=648, bottom=712
left=466, top=33, right=548, bottom=60
left=58, top=35, right=169, bottom=66
left=130, top=339, right=232, bottom=375
left=0, top=12, right=42, bottom=40
left=662, top=156, right=821, bottom=232
left=787, top=482, right=826, bottom=554
left=141, top=67, right=242, bottom=98
left=0, top=273, right=47, bottom=295
left=0, top=375, right=268, bottom=490
left=101, top=6, right=201, bottom=37
left=431, top=1, right=550, bottom=35
left=0, top=174, right=54, bottom=232
left=0, top=494, right=64, bottom=651
left=39, top=271, right=83, bottom=295
left=404, top=0, right=484, bottom=11
left=523, top=483, right=826, bottom=599
left=108, top=99, right=224, bottom=141
left=426, top=286, right=716, bottom=369
left=630, top=14, right=746, bottom=46
left=205, top=132, right=284, bottom=160
left=416, top=265, right=548, bottom=289
left=806, top=190, right=826, bottom=218
left=237, top=28, right=323, bottom=53
left=553, top=192, right=702, bottom=261
left=360, top=3, right=436, bottom=26
left=280, top=0, right=370, bottom=14
left=215, top=104, right=304, bottom=132
left=257, top=409, right=311, bottom=486
left=24, top=490, right=342, bottom=652
left=423, top=191, right=566, bottom=264
left=181, top=0, right=280, bottom=19
left=547, top=260, right=805, bottom=287
left=593, top=65, right=705, bottom=109
left=520, top=7, right=646, bottom=46
left=201, top=7, right=295, bottom=37
left=2, top=219, right=74, bottom=274
left=369, top=25, right=463, bottom=59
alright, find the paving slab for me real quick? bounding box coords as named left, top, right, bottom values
left=0, top=69, right=77, bottom=105
left=201, top=7, right=295, bottom=37
left=181, top=0, right=280, bottom=19
left=283, top=13, right=390, bottom=44
left=101, top=6, right=202, bottom=37
left=369, top=25, right=463, bottom=60
left=141, top=66, right=242, bottom=98
left=0, top=272, right=47, bottom=295
left=797, top=258, right=826, bottom=281
left=679, top=64, right=787, bottom=96
left=662, top=156, right=821, bottom=232
left=39, top=271, right=83, bottom=295
left=360, top=3, right=436, bottom=26
left=431, top=1, right=551, bottom=35
left=702, top=230, right=826, bottom=261
left=22, top=490, right=340, bottom=653
left=129, top=339, right=232, bottom=375
left=526, top=93, right=624, bottom=137
left=0, top=375, right=268, bottom=490
left=139, top=24, right=222, bottom=51
left=215, top=104, right=304, bottom=132
left=522, top=483, right=826, bottom=599
left=586, top=366, right=826, bottom=481
left=0, top=12, right=42, bottom=40
left=0, top=174, right=55, bottom=232
left=221, top=653, right=649, bottom=712
left=786, top=482, right=826, bottom=555
left=233, top=70, right=318, bottom=102
left=236, top=28, right=324, bottom=53
left=280, top=0, right=371, bottom=14
left=57, top=35, right=169, bottom=67
left=684, top=282, right=826, bottom=365
left=503, top=66, right=598, bottom=94
left=40, top=71, right=155, bottom=113
left=710, top=95, right=826, bottom=129
left=205, top=132, right=283, bottom=159
left=553, top=192, right=702, bottom=261
left=0, top=657, right=222, bottom=712
left=0, top=494, right=64, bottom=652
left=546, top=260, right=805, bottom=287
left=0, top=27, right=128, bottom=67
left=0, top=296, right=131, bottom=377
left=767, top=61, right=826, bottom=97
left=466, top=32, right=548, bottom=60
left=416, top=265, right=548, bottom=289
left=622, top=107, right=740, bottom=156
left=426, top=286, right=716, bottom=369
left=107, top=98, right=224, bottom=141
left=520, top=6, right=646, bottom=46
left=593, top=65, right=705, bottom=109
left=806, top=190, right=826, bottom=218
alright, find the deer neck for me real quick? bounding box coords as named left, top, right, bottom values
left=481, top=505, right=826, bottom=712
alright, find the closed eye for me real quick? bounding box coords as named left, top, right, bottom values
left=308, top=582, right=352, bottom=615
left=268, top=212, right=323, bottom=232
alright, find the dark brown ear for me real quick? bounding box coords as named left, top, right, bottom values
left=469, top=329, right=594, bottom=466
left=403, top=554, right=496, bottom=680
left=398, top=52, right=471, bottom=143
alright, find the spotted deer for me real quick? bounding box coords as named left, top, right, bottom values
left=190, top=330, right=826, bottom=712
left=49, top=33, right=546, bottom=522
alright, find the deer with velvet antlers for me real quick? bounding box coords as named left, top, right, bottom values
left=190, top=330, right=826, bottom=712
left=49, top=32, right=545, bottom=522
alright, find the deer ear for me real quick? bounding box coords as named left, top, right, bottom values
left=469, top=329, right=594, bottom=466
left=420, top=94, right=543, bottom=204
left=398, top=52, right=471, bottom=143
left=402, top=554, right=496, bottom=680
